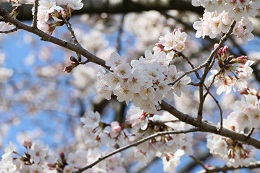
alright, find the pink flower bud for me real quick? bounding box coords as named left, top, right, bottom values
left=23, top=140, right=32, bottom=148
left=111, top=121, right=122, bottom=133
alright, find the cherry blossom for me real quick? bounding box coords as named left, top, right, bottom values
left=97, top=48, right=191, bottom=113
left=154, top=28, right=187, bottom=53
left=0, top=0, right=260, bottom=172
left=34, top=0, right=83, bottom=33
left=208, top=46, right=254, bottom=95
left=192, top=0, right=259, bottom=43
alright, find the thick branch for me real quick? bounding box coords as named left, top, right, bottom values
left=160, top=101, right=260, bottom=149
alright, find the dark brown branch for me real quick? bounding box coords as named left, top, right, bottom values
left=32, top=0, right=38, bottom=28
left=160, top=100, right=260, bottom=149
left=0, top=6, right=110, bottom=70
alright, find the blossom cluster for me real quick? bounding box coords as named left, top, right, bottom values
left=97, top=49, right=191, bottom=113
left=35, top=0, right=83, bottom=34
left=126, top=106, right=193, bottom=172
left=208, top=45, right=254, bottom=95
left=0, top=139, right=128, bottom=172
left=0, top=141, right=56, bottom=173
left=80, top=106, right=193, bottom=172
left=0, top=106, right=193, bottom=173
left=96, top=29, right=190, bottom=113
left=192, top=0, right=260, bottom=43
left=226, top=89, right=260, bottom=131
left=207, top=133, right=255, bottom=168
left=207, top=91, right=260, bottom=167
left=2, top=137, right=126, bottom=173
left=153, top=28, right=188, bottom=53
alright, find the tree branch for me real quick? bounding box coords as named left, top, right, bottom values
left=0, top=5, right=110, bottom=70
left=74, top=128, right=199, bottom=173
left=160, top=100, right=260, bottom=149
left=32, top=0, right=38, bottom=28
left=197, top=21, right=236, bottom=123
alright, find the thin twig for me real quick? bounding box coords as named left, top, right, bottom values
left=170, top=61, right=207, bottom=86
left=180, top=52, right=201, bottom=79
left=190, top=155, right=209, bottom=172
left=32, top=0, right=39, bottom=28
left=182, top=52, right=223, bottom=130
left=197, top=21, right=236, bottom=123
left=202, top=71, right=224, bottom=129
left=205, top=87, right=223, bottom=130
left=0, top=6, right=110, bottom=70
left=62, top=16, right=80, bottom=46
left=73, top=128, right=199, bottom=173
left=247, top=128, right=255, bottom=138
left=62, top=15, right=83, bottom=61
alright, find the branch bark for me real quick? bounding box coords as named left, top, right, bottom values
left=160, top=101, right=260, bottom=149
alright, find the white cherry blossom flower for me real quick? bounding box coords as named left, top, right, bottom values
left=28, top=142, right=49, bottom=164
left=159, top=32, right=175, bottom=51
left=157, top=81, right=171, bottom=95
left=162, top=150, right=184, bottom=173
left=173, top=74, right=191, bottom=97
left=80, top=111, right=100, bottom=128
left=114, top=63, right=132, bottom=78
left=106, top=52, right=127, bottom=70
left=128, top=71, right=146, bottom=93
left=114, top=86, right=134, bottom=105
left=68, top=0, right=84, bottom=10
